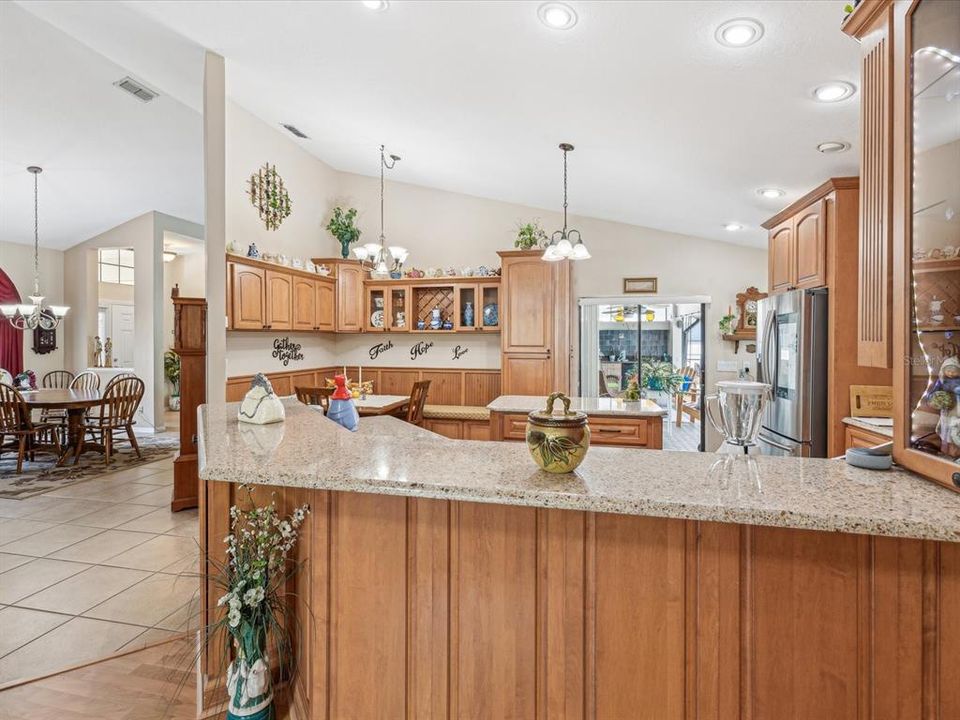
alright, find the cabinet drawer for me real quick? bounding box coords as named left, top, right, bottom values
left=844, top=425, right=889, bottom=450
left=500, top=414, right=529, bottom=441
left=589, top=417, right=650, bottom=447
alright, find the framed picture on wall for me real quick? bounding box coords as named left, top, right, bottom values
left=623, top=277, right=658, bottom=294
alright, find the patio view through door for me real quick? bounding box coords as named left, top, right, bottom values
left=579, top=299, right=706, bottom=452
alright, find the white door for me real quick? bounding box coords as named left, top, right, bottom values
left=110, top=304, right=135, bottom=368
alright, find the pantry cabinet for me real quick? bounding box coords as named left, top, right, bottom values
left=336, top=261, right=364, bottom=333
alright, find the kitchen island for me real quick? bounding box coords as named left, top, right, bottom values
left=488, top=394, right=668, bottom=448
left=198, top=400, right=960, bottom=719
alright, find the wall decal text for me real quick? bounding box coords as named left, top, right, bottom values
left=452, top=345, right=469, bottom=361
left=410, top=341, right=434, bottom=361
left=272, top=337, right=304, bottom=367
left=368, top=340, right=395, bottom=361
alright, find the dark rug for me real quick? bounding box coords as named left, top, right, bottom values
left=0, top=434, right=179, bottom=499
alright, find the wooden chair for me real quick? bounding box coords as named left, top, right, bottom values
left=69, top=371, right=101, bottom=392
left=80, top=375, right=144, bottom=465
left=0, top=382, right=62, bottom=473
left=40, top=370, right=75, bottom=426
left=295, top=386, right=333, bottom=414
left=674, top=366, right=701, bottom=427
left=404, top=380, right=431, bottom=426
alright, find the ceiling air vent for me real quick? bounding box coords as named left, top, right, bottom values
left=113, top=76, right=158, bottom=103
left=281, top=123, right=309, bottom=139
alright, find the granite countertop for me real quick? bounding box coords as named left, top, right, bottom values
left=842, top=416, right=894, bottom=439
left=487, top=395, right=667, bottom=417
left=198, top=400, right=960, bottom=542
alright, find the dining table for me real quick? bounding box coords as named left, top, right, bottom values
left=352, top=394, right=409, bottom=417
left=20, top=388, right=103, bottom=465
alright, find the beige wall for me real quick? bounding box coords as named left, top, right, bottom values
left=0, top=240, right=67, bottom=379
left=98, top=281, right=135, bottom=304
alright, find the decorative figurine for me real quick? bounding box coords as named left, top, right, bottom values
left=926, top=356, right=960, bottom=456
left=103, top=337, right=113, bottom=368
left=247, top=243, right=260, bottom=259
left=395, top=311, right=406, bottom=329
left=93, top=336, right=103, bottom=368
left=14, top=370, right=37, bottom=391
left=417, top=319, right=426, bottom=330
left=326, top=374, right=359, bottom=432
left=238, top=373, right=285, bottom=425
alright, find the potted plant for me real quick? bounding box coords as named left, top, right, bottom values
left=209, top=488, right=310, bottom=720
left=164, top=350, right=181, bottom=410
left=718, top=313, right=736, bottom=336
left=640, top=359, right=684, bottom=395
left=326, top=207, right=362, bottom=259
left=515, top=220, right=548, bottom=250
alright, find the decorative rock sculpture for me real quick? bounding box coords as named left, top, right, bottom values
left=238, top=373, right=285, bottom=425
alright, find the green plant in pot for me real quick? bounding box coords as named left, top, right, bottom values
left=326, top=207, right=362, bottom=259
left=718, top=313, right=736, bottom=335
left=164, top=350, right=181, bottom=411
left=515, top=220, right=548, bottom=250
left=640, top=359, right=684, bottom=395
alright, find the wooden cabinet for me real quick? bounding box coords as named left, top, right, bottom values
left=365, top=286, right=386, bottom=332
left=265, top=270, right=292, bottom=331
left=231, top=262, right=267, bottom=330
left=292, top=277, right=317, bottom=331
left=769, top=220, right=794, bottom=293
left=765, top=198, right=827, bottom=293
left=316, top=279, right=335, bottom=332
left=171, top=292, right=205, bottom=512
left=844, top=424, right=890, bottom=450
left=336, top=262, right=364, bottom=332
left=491, top=410, right=662, bottom=448
left=498, top=250, right=570, bottom=395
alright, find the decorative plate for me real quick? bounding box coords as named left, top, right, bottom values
left=483, top=303, right=499, bottom=327
left=371, top=310, right=385, bottom=328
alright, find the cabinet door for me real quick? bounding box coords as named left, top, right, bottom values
left=316, top=280, right=335, bottom=332
left=502, top=354, right=554, bottom=396
left=366, top=287, right=387, bottom=332
left=794, top=201, right=826, bottom=289
left=292, top=277, right=317, bottom=331
left=502, top=257, right=554, bottom=352
left=265, top=270, right=293, bottom=331
left=455, top=284, right=479, bottom=331
left=387, top=286, right=410, bottom=332
left=232, top=263, right=266, bottom=330
left=337, top=264, right=364, bottom=332
left=769, top=220, right=795, bottom=294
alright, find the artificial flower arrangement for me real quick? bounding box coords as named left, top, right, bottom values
left=210, top=488, right=310, bottom=720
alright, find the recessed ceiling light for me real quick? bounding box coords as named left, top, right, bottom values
left=816, top=140, right=851, bottom=154
left=715, top=18, right=764, bottom=48
left=813, top=81, right=856, bottom=102
left=361, top=0, right=388, bottom=10
left=538, top=2, right=577, bottom=30
left=724, top=223, right=744, bottom=232
left=756, top=188, right=785, bottom=199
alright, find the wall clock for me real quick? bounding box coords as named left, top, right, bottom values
left=735, top=286, right=767, bottom=332
left=247, top=163, right=292, bottom=231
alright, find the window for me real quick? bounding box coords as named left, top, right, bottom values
left=98, top=248, right=135, bottom=285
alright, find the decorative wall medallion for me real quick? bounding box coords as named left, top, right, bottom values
left=247, top=163, right=292, bottom=231
left=368, top=340, right=394, bottom=361
left=452, top=345, right=469, bottom=360
left=410, top=341, right=434, bottom=360
left=272, top=337, right=304, bottom=367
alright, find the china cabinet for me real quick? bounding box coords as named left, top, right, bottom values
left=171, top=290, right=206, bottom=511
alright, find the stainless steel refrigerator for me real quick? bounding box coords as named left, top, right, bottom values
left=755, top=288, right=828, bottom=457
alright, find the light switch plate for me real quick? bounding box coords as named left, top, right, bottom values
left=716, top=360, right=738, bottom=372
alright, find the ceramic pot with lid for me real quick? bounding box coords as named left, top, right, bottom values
left=526, top=392, right=591, bottom=473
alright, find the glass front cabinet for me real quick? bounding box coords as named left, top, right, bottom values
left=895, top=0, right=960, bottom=490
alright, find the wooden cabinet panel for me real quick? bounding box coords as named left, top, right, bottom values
left=589, top=415, right=650, bottom=447
left=463, top=420, right=490, bottom=441
left=231, top=264, right=266, bottom=330
left=844, top=424, right=889, bottom=450
left=746, top=526, right=861, bottom=719
left=452, top=502, right=538, bottom=719
left=420, top=370, right=461, bottom=405
left=769, top=220, right=795, bottom=293
left=316, top=280, right=335, bottom=332
left=593, top=513, right=687, bottom=718
left=424, top=418, right=463, bottom=439
left=501, top=255, right=554, bottom=353
left=498, top=413, right=529, bottom=441
left=337, top=263, right=364, bottom=332
left=265, top=270, right=292, bottom=331
left=464, top=371, right=501, bottom=407
left=292, top=278, right=316, bottom=331
left=378, top=369, right=419, bottom=396
left=794, top=200, right=826, bottom=289
left=502, top=354, right=554, bottom=397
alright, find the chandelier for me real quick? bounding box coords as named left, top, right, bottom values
left=1, top=167, right=70, bottom=330
left=353, top=145, right=409, bottom=278
left=543, top=143, right=590, bottom=261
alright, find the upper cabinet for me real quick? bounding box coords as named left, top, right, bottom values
left=231, top=262, right=267, bottom=330
left=335, top=261, right=364, bottom=333
left=763, top=187, right=840, bottom=294
left=265, top=270, right=292, bottom=331
left=227, top=255, right=336, bottom=332
left=768, top=220, right=794, bottom=294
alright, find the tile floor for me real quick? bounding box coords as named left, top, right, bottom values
left=662, top=410, right=702, bottom=452
left=0, top=455, right=200, bottom=686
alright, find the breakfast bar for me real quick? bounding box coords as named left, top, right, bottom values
left=198, top=400, right=960, bottom=719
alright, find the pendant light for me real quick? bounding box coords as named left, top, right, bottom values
left=543, top=142, right=590, bottom=261
left=352, top=145, right=409, bottom=277
left=1, top=167, right=70, bottom=330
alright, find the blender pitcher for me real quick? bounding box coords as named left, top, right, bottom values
left=705, top=381, right=772, bottom=451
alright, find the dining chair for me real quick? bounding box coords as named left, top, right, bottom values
left=69, top=371, right=101, bottom=392
left=404, top=380, right=431, bottom=426
left=40, top=370, right=75, bottom=427
left=0, top=382, right=63, bottom=474
left=295, top=386, right=334, bottom=414
left=81, top=375, right=144, bottom=465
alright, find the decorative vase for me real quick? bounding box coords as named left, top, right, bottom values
left=226, top=623, right=274, bottom=720
left=246, top=243, right=260, bottom=259
left=463, top=301, right=474, bottom=326
left=326, top=375, right=359, bottom=432
left=525, top=392, right=591, bottom=474
left=430, top=307, right=443, bottom=330
left=339, top=240, right=350, bottom=259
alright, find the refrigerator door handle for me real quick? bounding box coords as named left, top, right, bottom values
left=758, top=433, right=795, bottom=452
left=760, top=310, right=777, bottom=391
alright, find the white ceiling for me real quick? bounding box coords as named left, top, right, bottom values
left=8, top=1, right=864, bottom=250
left=0, top=2, right=204, bottom=251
